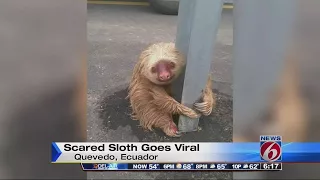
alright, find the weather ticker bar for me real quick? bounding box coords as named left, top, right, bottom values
left=81, top=162, right=282, bottom=171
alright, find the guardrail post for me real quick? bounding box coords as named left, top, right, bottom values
left=174, top=0, right=223, bottom=132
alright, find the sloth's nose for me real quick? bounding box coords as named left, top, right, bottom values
left=159, top=72, right=170, bottom=81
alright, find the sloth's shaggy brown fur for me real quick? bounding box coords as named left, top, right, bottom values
left=128, top=42, right=215, bottom=137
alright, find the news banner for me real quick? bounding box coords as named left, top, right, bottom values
left=51, top=135, right=320, bottom=171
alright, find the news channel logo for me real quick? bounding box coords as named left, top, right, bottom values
left=260, top=135, right=282, bottom=162
left=93, top=163, right=118, bottom=170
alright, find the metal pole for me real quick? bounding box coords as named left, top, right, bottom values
left=174, top=0, right=223, bottom=132
left=233, top=0, right=296, bottom=179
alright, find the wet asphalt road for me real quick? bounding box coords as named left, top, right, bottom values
left=87, top=4, right=233, bottom=179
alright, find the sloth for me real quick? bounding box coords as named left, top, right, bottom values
left=128, top=42, right=215, bottom=137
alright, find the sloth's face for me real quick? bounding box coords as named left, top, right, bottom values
left=140, top=42, right=186, bottom=85
left=145, top=59, right=180, bottom=85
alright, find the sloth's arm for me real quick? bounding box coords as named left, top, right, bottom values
left=150, top=87, right=199, bottom=119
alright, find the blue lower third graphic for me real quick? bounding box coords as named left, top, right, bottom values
left=51, top=142, right=62, bottom=162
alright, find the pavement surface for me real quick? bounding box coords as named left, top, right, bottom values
left=87, top=3, right=233, bottom=179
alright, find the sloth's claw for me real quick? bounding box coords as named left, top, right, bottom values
left=194, top=102, right=209, bottom=108
left=184, top=108, right=201, bottom=119
left=194, top=102, right=212, bottom=116
left=163, top=122, right=182, bottom=137
left=173, top=131, right=182, bottom=137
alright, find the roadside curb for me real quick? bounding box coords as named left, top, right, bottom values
left=87, top=1, right=234, bottom=9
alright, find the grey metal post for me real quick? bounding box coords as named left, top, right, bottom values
left=175, top=0, right=223, bottom=132
left=233, top=0, right=296, bottom=179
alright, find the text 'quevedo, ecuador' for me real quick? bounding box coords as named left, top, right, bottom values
left=63, top=143, right=200, bottom=152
